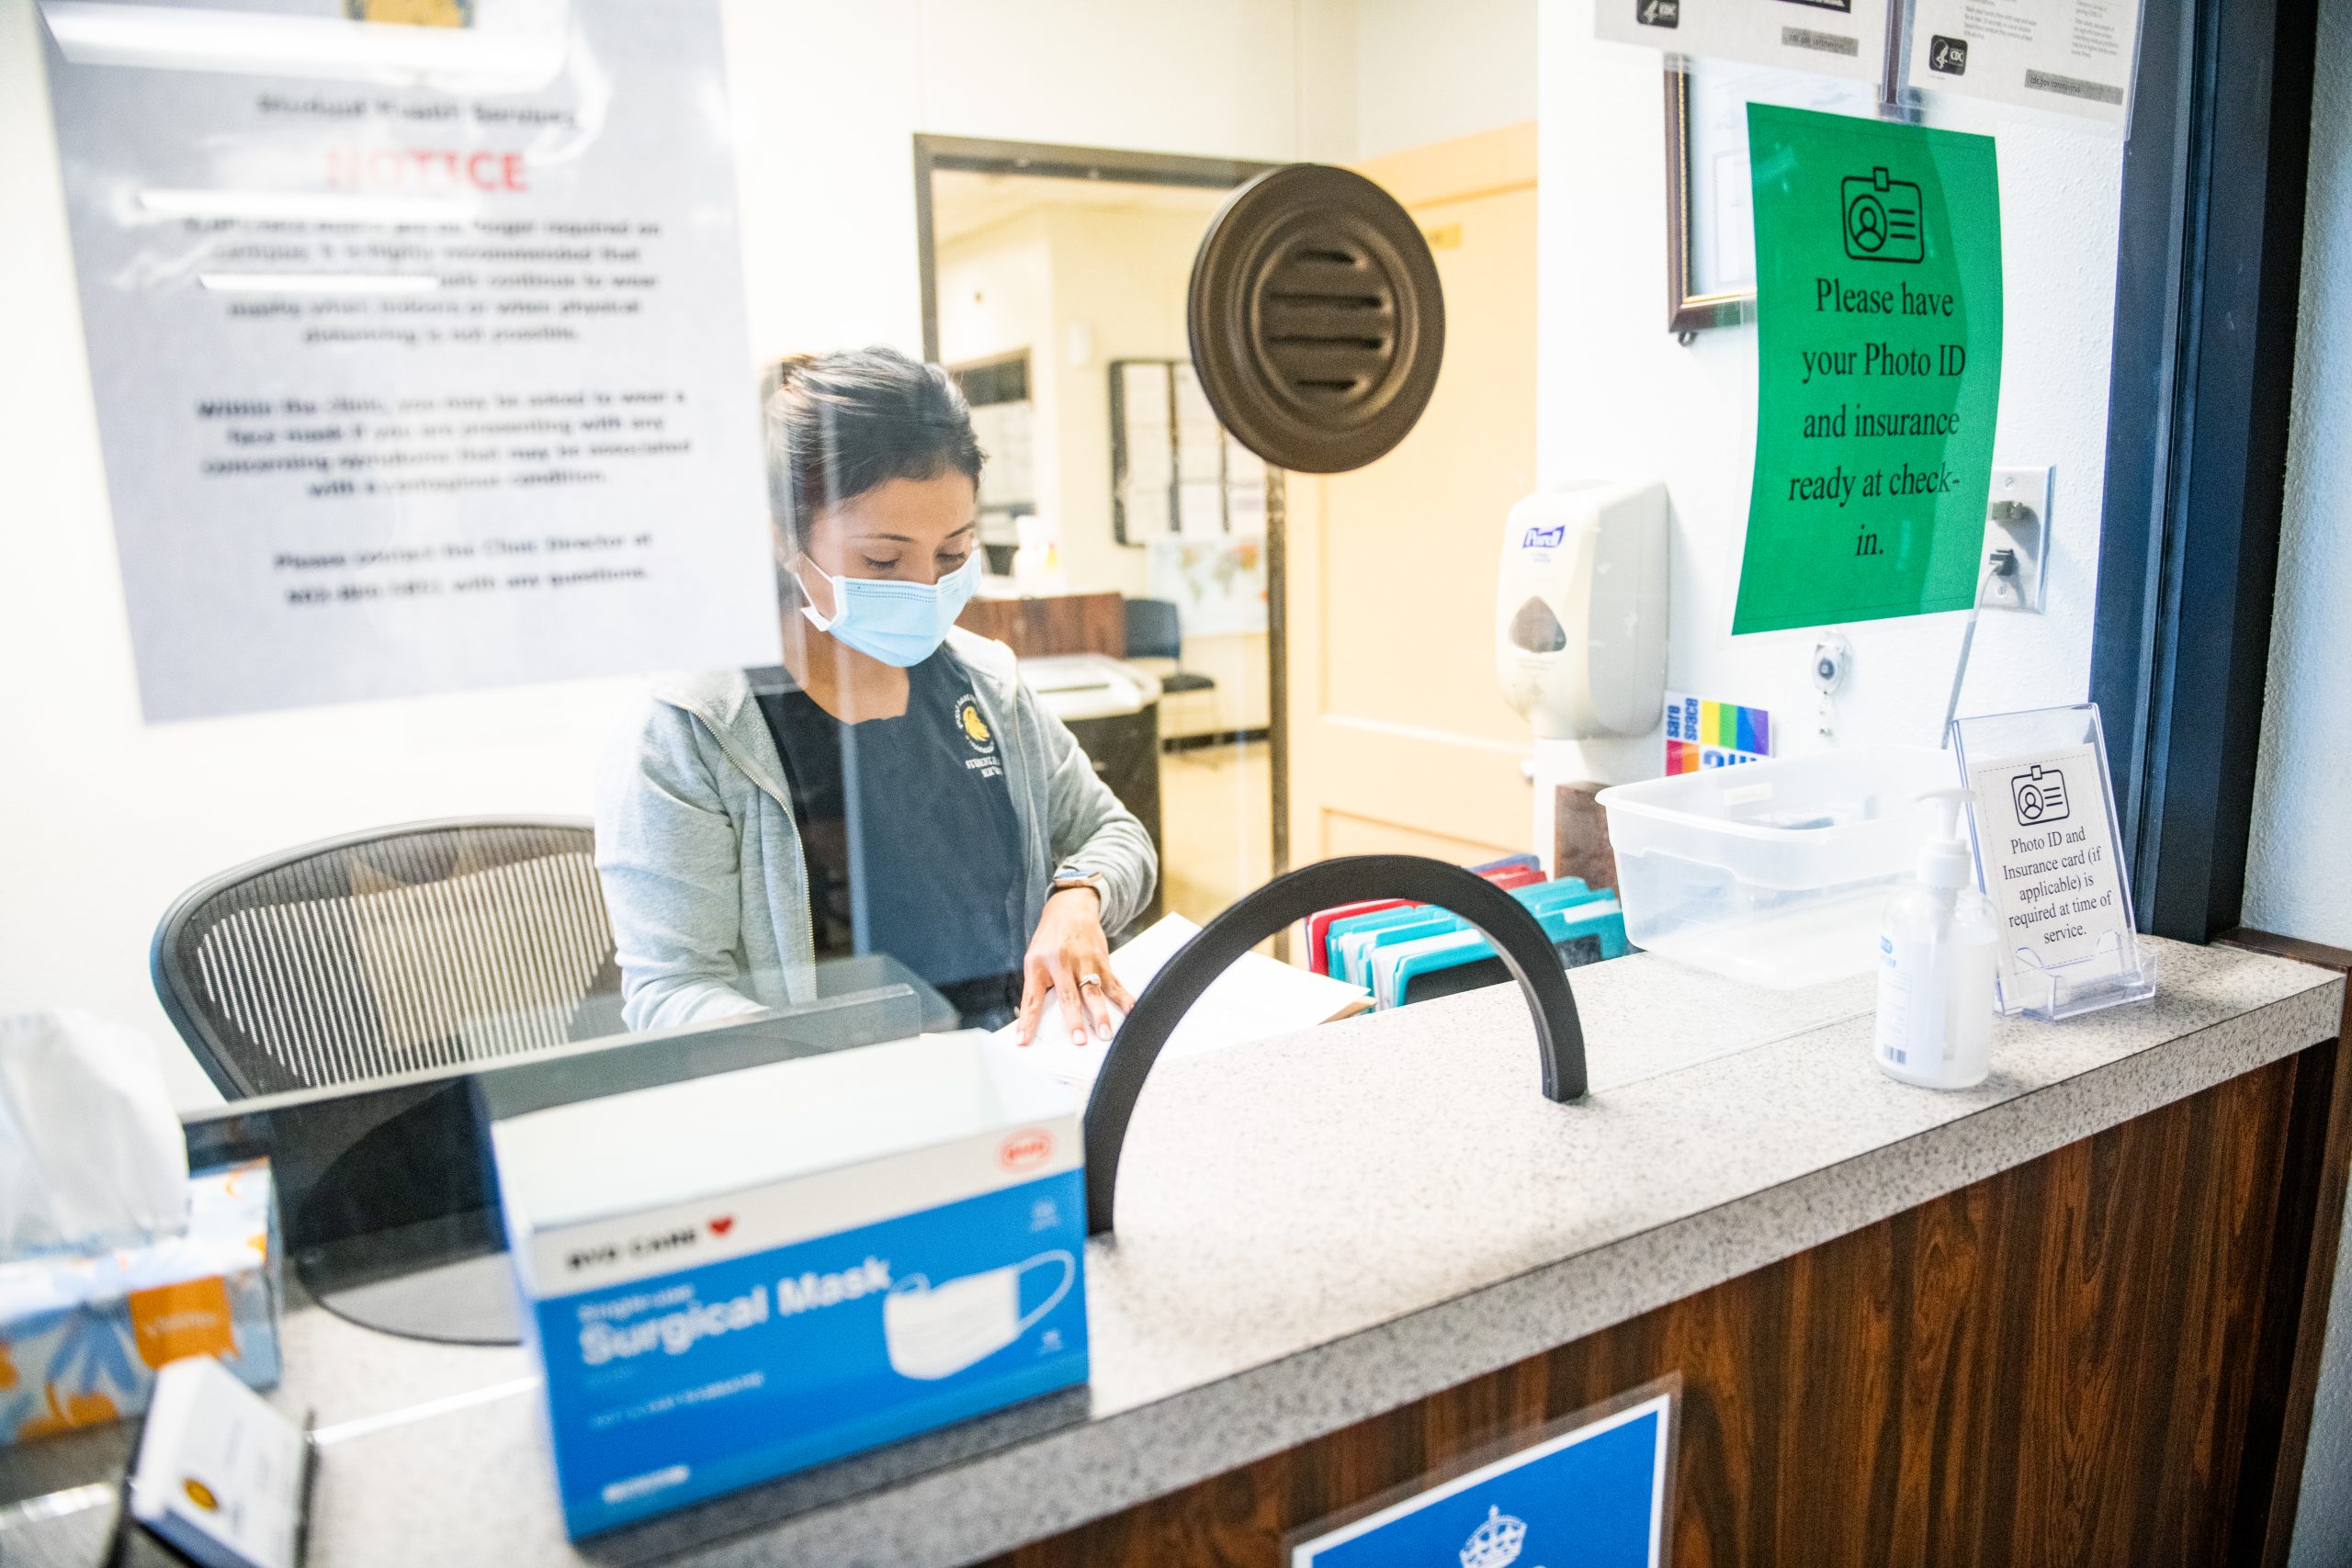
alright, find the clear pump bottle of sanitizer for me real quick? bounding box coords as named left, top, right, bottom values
left=1875, top=788, right=1997, bottom=1089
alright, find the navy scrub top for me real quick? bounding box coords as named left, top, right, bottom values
left=754, top=651, right=1028, bottom=1028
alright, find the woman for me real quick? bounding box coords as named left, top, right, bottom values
left=596, top=347, right=1156, bottom=1048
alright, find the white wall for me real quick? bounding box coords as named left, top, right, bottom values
left=2256, top=5, right=2352, bottom=1563
left=2247, top=0, right=2352, bottom=956
left=1044, top=203, right=1225, bottom=597
left=1355, top=0, right=1538, bottom=158
left=939, top=201, right=1212, bottom=599
left=1533, top=1, right=2124, bottom=785
left=935, top=206, right=1062, bottom=569
left=0, top=0, right=1363, bottom=1107
left=937, top=197, right=1277, bottom=740
left=729, top=0, right=1367, bottom=363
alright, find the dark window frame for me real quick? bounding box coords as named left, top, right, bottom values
left=2093, top=0, right=2319, bottom=942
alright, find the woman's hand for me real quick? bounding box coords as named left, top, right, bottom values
left=1015, top=887, right=1135, bottom=1046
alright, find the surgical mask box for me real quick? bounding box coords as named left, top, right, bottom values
left=484, top=1032, right=1088, bottom=1538
left=0, top=1161, right=282, bottom=1446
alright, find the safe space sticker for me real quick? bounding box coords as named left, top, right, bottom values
left=1732, top=106, right=2003, bottom=636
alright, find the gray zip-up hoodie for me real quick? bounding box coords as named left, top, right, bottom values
left=594, top=628, right=1157, bottom=1033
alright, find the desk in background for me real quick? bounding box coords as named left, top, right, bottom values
left=957, top=585, right=1125, bottom=660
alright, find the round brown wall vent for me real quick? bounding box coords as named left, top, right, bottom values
left=1188, top=163, right=1445, bottom=475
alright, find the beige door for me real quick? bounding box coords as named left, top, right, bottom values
left=1284, top=123, right=1538, bottom=867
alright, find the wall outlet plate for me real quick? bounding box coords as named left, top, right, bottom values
left=1983, top=465, right=2052, bottom=613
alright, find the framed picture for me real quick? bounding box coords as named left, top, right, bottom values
left=1664, top=60, right=1885, bottom=339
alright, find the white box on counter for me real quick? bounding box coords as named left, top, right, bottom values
left=486, top=1032, right=1088, bottom=1538
left=1597, top=746, right=1949, bottom=988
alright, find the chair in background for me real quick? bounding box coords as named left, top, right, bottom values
left=151, top=818, right=622, bottom=1100
left=1121, top=597, right=1218, bottom=697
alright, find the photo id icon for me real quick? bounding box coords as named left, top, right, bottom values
left=2010, top=764, right=2071, bottom=826
left=1635, top=0, right=1679, bottom=28
left=1841, top=167, right=1925, bottom=264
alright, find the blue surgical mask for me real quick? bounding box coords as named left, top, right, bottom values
left=795, top=552, right=981, bottom=668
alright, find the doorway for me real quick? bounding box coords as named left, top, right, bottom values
left=1283, top=122, right=1540, bottom=867
left=915, top=136, right=1285, bottom=931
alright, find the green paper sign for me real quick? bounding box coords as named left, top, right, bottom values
left=1732, top=106, right=2003, bottom=636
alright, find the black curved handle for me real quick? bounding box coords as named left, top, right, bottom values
left=1080, top=854, right=1588, bottom=1235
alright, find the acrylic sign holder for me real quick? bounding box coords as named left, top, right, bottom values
left=1949, top=703, right=2159, bottom=1021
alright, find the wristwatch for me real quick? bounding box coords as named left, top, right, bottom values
left=1049, top=873, right=1110, bottom=907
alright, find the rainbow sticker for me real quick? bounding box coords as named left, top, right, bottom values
left=1664, top=692, right=1772, bottom=773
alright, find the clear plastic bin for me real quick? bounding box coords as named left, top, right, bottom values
left=1594, top=747, right=1952, bottom=989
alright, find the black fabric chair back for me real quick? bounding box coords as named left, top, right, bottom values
left=151, top=818, right=620, bottom=1099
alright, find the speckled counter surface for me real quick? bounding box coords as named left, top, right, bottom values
left=95, top=942, right=2352, bottom=1566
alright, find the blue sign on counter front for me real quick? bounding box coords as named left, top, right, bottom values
left=1289, top=1385, right=1676, bottom=1568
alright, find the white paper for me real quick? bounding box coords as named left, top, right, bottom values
left=131, top=1358, right=305, bottom=1568
left=1595, top=0, right=1891, bottom=85
left=968, top=400, right=1036, bottom=510
left=38, top=0, right=777, bottom=720
left=1964, top=743, right=2134, bottom=997
left=990, top=915, right=1369, bottom=1087
left=1118, top=361, right=1174, bottom=491
left=1226, top=479, right=1268, bottom=534
left=1906, top=0, right=2136, bottom=127
left=1176, top=480, right=1226, bottom=536
left=1121, top=482, right=1174, bottom=542
left=1173, top=363, right=1226, bottom=483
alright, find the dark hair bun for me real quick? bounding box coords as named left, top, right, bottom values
left=761, top=347, right=984, bottom=548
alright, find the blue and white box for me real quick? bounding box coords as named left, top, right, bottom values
left=487, top=1032, right=1088, bottom=1537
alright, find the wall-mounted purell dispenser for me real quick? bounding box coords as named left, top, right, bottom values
left=1497, top=480, right=1668, bottom=739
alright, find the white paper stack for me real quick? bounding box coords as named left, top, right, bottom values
left=990, top=915, right=1372, bottom=1087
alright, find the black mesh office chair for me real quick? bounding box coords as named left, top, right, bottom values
left=1122, top=597, right=1216, bottom=695
left=151, top=818, right=623, bottom=1100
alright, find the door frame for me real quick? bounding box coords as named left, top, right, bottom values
left=911, top=133, right=1293, bottom=881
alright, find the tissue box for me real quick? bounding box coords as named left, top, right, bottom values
left=0, top=1160, right=281, bottom=1444
left=488, top=1032, right=1088, bottom=1538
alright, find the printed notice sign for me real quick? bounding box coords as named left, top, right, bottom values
left=39, top=0, right=778, bottom=720
left=1965, top=743, right=2133, bottom=997
left=1907, top=0, right=2139, bottom=128
left=1593, top=0, right=1890, bottom=85
left=1731, top=106, right=2002, bottom=636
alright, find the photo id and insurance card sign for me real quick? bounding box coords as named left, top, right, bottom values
left=38, top=0, right=778, bottom=720
left=1963, top=741, right=2133, bottom=1004
left=1290, top=1386, right=1675, bottom=1568
left=1731, top=106, right=2002, bottom=636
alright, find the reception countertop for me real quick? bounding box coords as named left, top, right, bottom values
left=7, top=939, right=2341, bottom=1567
